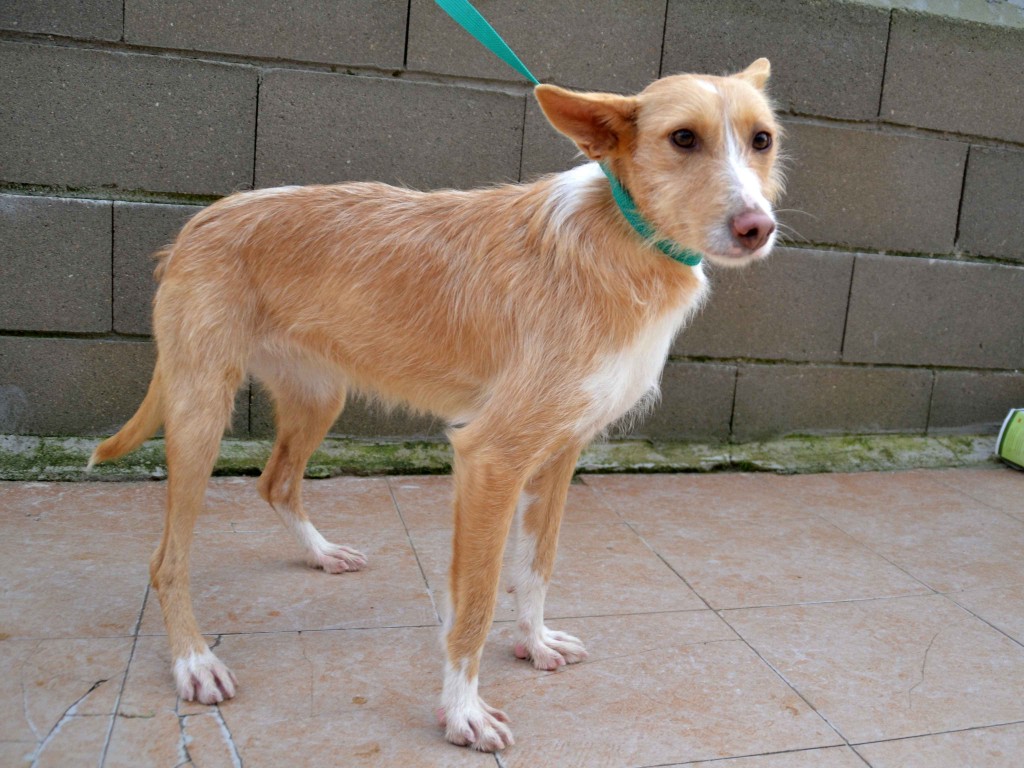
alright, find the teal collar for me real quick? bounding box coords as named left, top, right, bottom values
left=599, top=163, right=703, bottom=267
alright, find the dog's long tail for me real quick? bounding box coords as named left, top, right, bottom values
left=87, top=360, right=164, bottom=469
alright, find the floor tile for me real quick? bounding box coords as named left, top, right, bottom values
left=0, top=742, right=35, bottom=767
left=678, top=745, right=867, bottom=767
left=385, top=474, right=456, bottom=532
left=30, top=714, right=112, bottom=768
left=112, top=629, right=493, bottom=767
left=0, top=475, right=406, bottom=538
left=949, top=584, right=1024, bottom=645
left=727, top=594, right=1024, bottom=743
left=817, top=497, right=1024, bottom=593
left=104, top=707, right=185, bottom=768
left=930, top=467, right=1024, bottom=518
left=633, top=515, right=930, bottom=610
left=480, top=610, right=737, bottom=687
left=137, top=527, right=437, bottom=635
left=750, top=470, right=980, bottom=517
left=389, top=474, right=621, bottom=533
left=105, top=700, right=243, bottom=768
left=409, top=522, right=706, bottom=624
left=583, top=473, right=816, bottom=525
left=492, top=614, right=840, bottom=767
left=0, top=637, right=131, bottom=744
left=0, top=480, right=165, bottom=536
left=0, top=530, right=150, bottom=639
left=5, top=467, right=1024, bottom=766
left=854, top=722, right=1024, bottom=767
left=200, top=475, right=406, bottom=534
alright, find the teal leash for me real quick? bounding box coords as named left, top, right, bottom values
left=433, top=0, right=539, bottom=85
left=433, top=0, right=703, bottom=267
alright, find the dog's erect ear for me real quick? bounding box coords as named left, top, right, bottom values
left=736, top=58, right=771, bottom=90
left=535, top=84, right=639, bottom=161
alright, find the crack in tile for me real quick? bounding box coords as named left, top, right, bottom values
left=212, top=705, right=244, bottom=768
left=20, top=677, right=41, bottom=742
left=174, top=698, right=194, bottom=767
left=174, top=709, right=244, bottom=768
left=907, top=628, right=942, bottom=709
left=28, top=677, right=109, bottom=767
left=99, top=583, right=150, bottom=767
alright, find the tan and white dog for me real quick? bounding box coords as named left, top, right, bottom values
left=91, top=59, right=782, bottom=751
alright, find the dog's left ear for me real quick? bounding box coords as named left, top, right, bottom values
left=736, top=58, right=771, bottom=90
left=535, top=84, right=639, bottom=161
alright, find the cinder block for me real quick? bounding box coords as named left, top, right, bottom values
left=630, top=362, right=736, bottom=442
left=0, top=42, right=256, bottom=195
left=249, top=385, right=444, bottom=440
left=0, top=195, right=111, bottom=333
left=843, top=254, right=1024, bottom=370
left=520, top=98, right=586, bottom=179
left=407, top=0, right=665, bottom=93
left=930, top=370, right=1024, bottom=435
left=125, top=0, right=406, bottom=69
left=0, top=336, right=249, bottom=437
left=0, top=337, right=156, bottom=435
left=732, top=364, right=932, bottom=442
left=662, top=0, right=888, bottom=120
left=0, top=0, right=121, bottom=40
left=675, top=247, right=854, bottom=362
left=256, top=70, right=523, bottom=189
left=780, top=122, right=967, bottom=254
left=882, top=11, right=1024, bottom=143
left=113, top=202, right=201, bottom=335
left=957, top=146, right=1024, bottom=263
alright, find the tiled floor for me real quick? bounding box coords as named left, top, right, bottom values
left=2, top=467, right=1023, bottom=767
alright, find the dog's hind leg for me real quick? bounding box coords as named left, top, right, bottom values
left=152, top=362, right=244, bottom=705
left=255, top=374, right=366, bottom=573
left=509, top=444, right=589, bottom=670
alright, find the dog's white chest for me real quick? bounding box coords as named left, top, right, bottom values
left=575, top=299, right=698, bottom=438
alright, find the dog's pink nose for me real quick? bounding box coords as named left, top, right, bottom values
left=731, top=209, right=775, bottom=252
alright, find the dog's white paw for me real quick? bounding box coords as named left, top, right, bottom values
left=311, top=541, right=367, bottom=574
left=514, top=627, right=588, bottom=671
left=174, top=649, right=237, bottom=704
left=437, top=698, right=514, bottom=752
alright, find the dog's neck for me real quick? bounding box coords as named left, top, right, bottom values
left=598, top=163, right=703, bottom=267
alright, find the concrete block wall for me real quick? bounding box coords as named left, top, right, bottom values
left=1, top=1, right=1022, bottom=444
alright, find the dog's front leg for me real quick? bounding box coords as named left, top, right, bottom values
left=510, top=445, right=589, bottom=670
left=438, top=424, right=559, bottom=751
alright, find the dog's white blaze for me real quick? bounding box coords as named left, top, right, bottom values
left=723, top=118, right=772, bottom=215
left=576, top=296, right=702, bottom=438
left=695, top=79, right=718, bottom=94
left=547, top=162, right=605, bottom=233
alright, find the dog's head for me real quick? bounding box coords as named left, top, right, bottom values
left=536, top=59, right=782, bottom=267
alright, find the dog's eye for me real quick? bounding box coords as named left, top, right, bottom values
left=670, top=129, right=697, bottom=149
left=752, top=131, right=772, bottom=151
